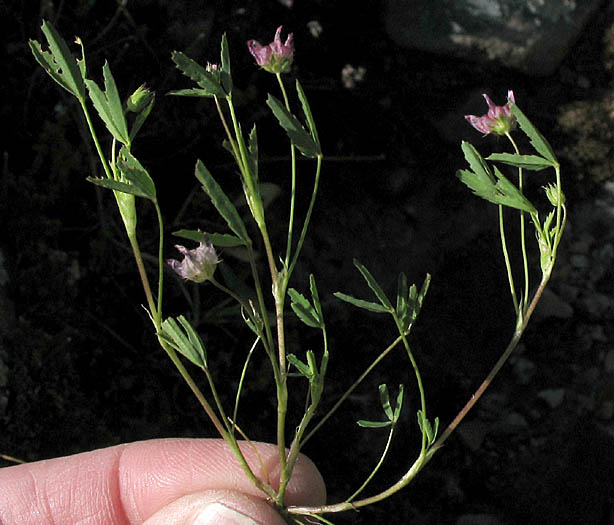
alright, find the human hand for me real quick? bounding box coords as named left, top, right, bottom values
left=0, top=438, right=326, bottom=524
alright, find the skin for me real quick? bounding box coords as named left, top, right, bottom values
left=0, top=438, right=326, bottom=524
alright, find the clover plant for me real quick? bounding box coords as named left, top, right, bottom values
left=30, top=21, right=566, bottom=523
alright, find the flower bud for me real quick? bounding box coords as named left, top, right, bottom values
left=167, top=238, right=219, bottom=283
left=126, top=83, right=154, bottom=113
left=543, top=183, right=566, bottom=207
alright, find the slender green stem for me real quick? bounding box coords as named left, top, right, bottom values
left=391, top=312, right=427, bottom=452
left=276, top=73, right=298, bottom=268
left=79, top=101, right=159, bottom=321
left=551, top=165, right=566, bottom=261
left=289, top=271, right=553, bottom=518
left=430, top=272, right=549, bottom=453
left=499, top=204, right=519, bottom=317
left=288, top=452, right=428, bottom=516
left=506, top=132, right=529, bottom=311
left=154, top=202, right=164, bottom=326
left=232, top=337, right=260, bottom=437
left=210, top=277, right=254, bottom=318
left=226, top=96, right=279, bottom=303
left=157, top=337, right=277, bottom=500
left=302, top=332, right=407, bottom=445
left=281, top=328, right=328, bottom=503
left=245, top=247, right=276, bottom=364
left=127, top=232, right=157, bottom=321
left=157, top=337, right=226, bottom=436
left=202, top=365, right=233, bottom=434
left=345, top=423, right=396, bottom=503
left=79, top=101, right=114, bottom=180
left=288, top=155, right=323, bottom=278
left=226, top=97, right=265, bottom=226
left=214, top=95, right=241, bottom=164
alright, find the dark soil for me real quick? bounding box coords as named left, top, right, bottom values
left=2, top=1, right=613, bottom=524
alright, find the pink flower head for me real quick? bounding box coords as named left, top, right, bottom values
left=465, top=90, right=516, bottom=136
left=167, top=238, right=219, bottom=283
left=247, top=26, right=294, bottom=74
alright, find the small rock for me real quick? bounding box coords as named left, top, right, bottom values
left=570, top=253, right=590, bottom=269
left=458, top=419, right=490, bottom=451
left=597, top=400, right=614, bottom=420
left=456, top=513, right=502, bottom=525
left=533, top=287, right=574, bottom=320
left=537, top=388, right=566, bottom=409
left=504, top=412, right=529, bottom=429
left=588, top=324, right=608, bottom=343
left=581, top=292, right=613, bottom=318
left=494, top=412, right=529, bottom=434
left=384, top=0, right=600, bottom=76
left=513, top=356, right=536, bottom=385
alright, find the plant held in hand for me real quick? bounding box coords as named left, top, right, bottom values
left=30, top=20, right=566, bottom=523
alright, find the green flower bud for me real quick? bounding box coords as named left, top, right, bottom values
left=543, top=183, right=566, bottom=207
left=126, top=83, right=154, bottom=113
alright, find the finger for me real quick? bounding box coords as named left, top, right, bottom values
left=142, top=489, right=289, bottom=525
left=0, top=438, right=326, bottom=524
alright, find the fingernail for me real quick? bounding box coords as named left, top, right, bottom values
left=190, top=502, right=260, bottom=525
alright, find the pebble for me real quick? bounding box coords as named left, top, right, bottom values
left=513, top=357, right=537, bottom=385
left=456, top=513, right=503, bottom=525
left=537, top=388, right=566, bottom=409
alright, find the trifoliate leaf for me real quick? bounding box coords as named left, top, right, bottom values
left=171, top=51, right=226, bottom=97
left=288, top=288, right=322, bottom=328
left=159, top=316, right=207, bottom=368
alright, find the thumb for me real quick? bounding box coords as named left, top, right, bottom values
left=142, top=489, right=290, bottom=525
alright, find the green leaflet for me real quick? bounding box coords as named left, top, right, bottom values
left=396, top=273, right=431, bottom=332
left=173, top=230, right=245, bottom=248
left=159, top=316, right=207, bottom=369
left=85, top=62, right=130, bottom=146
left=288, top=289, right=321, bottom=328
left=219, top=33, right=233, bottom=95
left=194, top=160, right=250, bottom=244
left=266, top=94, right=321, bottom=158
left=296, top=80, right=321, bottom=153
left=511, top=103, right=558, bottom=165
left=288, top=275, right=324, bottom=329
left=29, top=20, right=86, bottom=101
left=417, top=410, right=440, bottom=446
left=116, top=148, right=156, bottom=200
left=487, top=152, right=554, bottom=171
left=353, top=259, right=393, bottom=310
left=333, top=292, right=390, bottom=313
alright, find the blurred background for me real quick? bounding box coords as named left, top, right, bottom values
left=1, top=1, right=614, bottom=523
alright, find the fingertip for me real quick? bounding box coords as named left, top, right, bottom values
left=279, top=451, right=327, bottom=508
left=142, top=490, right=288, bottom=525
